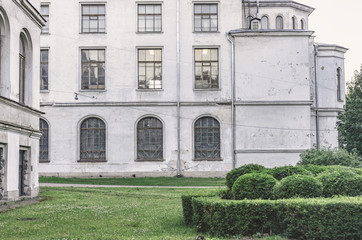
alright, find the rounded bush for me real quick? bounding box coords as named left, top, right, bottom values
left=301, top=164, right=329, bottom=175
left=226, top=164, right=267, bottom=189
left=273, top=174, right=322, bottom=199
left=317, top=169, right=362, bottom=197
left=271, top=165, right=312, bottom=180
left=232, top=173, right=278, bottom=200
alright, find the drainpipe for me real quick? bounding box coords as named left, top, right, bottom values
left=176, top=0, right=181, bottom=176
left=226, top=32, right=236, bottom=169
left=314, top=44, right=320, bottom=149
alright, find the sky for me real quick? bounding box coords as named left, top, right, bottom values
left=300, top=0, right=362, bottom=83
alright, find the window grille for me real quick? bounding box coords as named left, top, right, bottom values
left=194, top=48, right=219, bottom=89
left=138, top=4, right=162, bottom=32
left=138, top=49, right=162, bottom=89
left=137, top=117, right=163, bottom=160
left=80, top=118, right=106, bottom=161
left=194, top=117, right=220, bottom=160
left=40, top=49, right=49, bottom=90
left=81, top=49, right=105, bottom=90
left=194, top=4, right=218, bottom=32
left=39, top=119, right=49, bottom=162
left=81, top=5, right=105, bottom=33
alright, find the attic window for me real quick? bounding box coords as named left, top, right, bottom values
left=252, top=21, right=259, bottom=30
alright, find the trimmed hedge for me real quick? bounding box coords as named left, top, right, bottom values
left=190, top=196, right=362, bottom=239
left=317, top=169, right=362, bottom=197
left=225, top=164, right=267, bottom=189
left=299, top=148, right=362, bottom=168
left=232, top=173, right=277, bottom=200
left=271, top=165, right=312, bottom=180
left=181, top=193, right=217, bottom=226
left=273, top=174, right=322, bottom=199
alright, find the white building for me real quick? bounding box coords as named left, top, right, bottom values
left=0, top=0, right=45, bottom=200
left=38, top=0, right=347, bottom=178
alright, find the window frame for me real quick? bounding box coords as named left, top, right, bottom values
left=135, top=115, right=164, bottom=162
left=193, top=3, right=219, bottom=33
left=40, top=4, right=50, bottom=34
left=292, top=16, right=297, bottom=30
left=260, top=15, right=269, bottom=30
left=193, top=115, right=222, bottom=161
left=276, top=15, right=284, bottom=30
left=78, top=116, right=107, bottom=162
left=40, top=48, right=49, bottom=92
left=136, top=3, right=163, bottom=33
left=193, top=46, right=220, bottom=91
left=337, top=67, right=343, bottom=102
left=79, top=47, right=106, bottom=91
left=80, top=3, right=107, bottom=34
left=39, top=118, right=50, bottom=163
left=137, top=47, right=163, bottom=90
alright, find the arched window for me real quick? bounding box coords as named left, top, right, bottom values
left=80, top=117, right=106, bottom=161
left=261, top=16, right=269, bottom=29
left=337, top=68, right=342, bottom=101
left=137, top=117, right=163, bottom=160
left=19, top=35, right=26, bottom=103
left=194, top=117, right=220, bottom=160
left=300, top=19, right=305, bottom=30
left=276, top=16, right=283, bottom=30
left=292, top=16, right=297, bottom=29
left=39, top=119, right=49, bottom=162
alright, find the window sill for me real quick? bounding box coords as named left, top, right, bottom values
left=337, top=99, right=344, bottom=102
left=40, top=90, right=50, bottom=93
left=193, top=31, right=220, bottom=34
left=135, top=159, right=164, bottom=162
left=193, top=158, right=223, bottom=162
left=136, top=31, right=163, bottom=34
left=39, top=160, right=50, bottom=163
left=136, top=89, right=164, bottom=92
left=78, top=159, right=107, bottom=163
left=79, top=89, right=107, bottom=92
left=79, top=32, right=107, bottom=34
left=193, top=88, right=221, bottom=91
left=41, top=32, right=50, bottom=35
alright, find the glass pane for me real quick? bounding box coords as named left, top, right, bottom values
left=154, top=5, right=161, bottom=14
left=195, top=15, right=201, bottom=31
left=195, top=49, right=202, bottom=61
left=155, top=50, right=162, bottom=61
left=145, top=15, right=154, bottom=31
left=195, top=5, right=202, bottom=14
left=201, top=49, right=210, bottom=61
left=202, top=5, right=210, bottom=14
left=138, top=50, right=146, bottom=61
left=88, top=50, right=98, bottom=61
left=145, top=5, right=154, bottom=14
left=89, top=6, right=98, bottom=14
left=154, top=15, right=162, bottom=31
left=41, top=50, right=48, bottom=62
left=138, top=16, right=146, bottom=32
left=98, top=5, right=105, bottom=14
left=138, top=5, right=146, bottom=14
left=41, top=5, right=49, bottom=15
left=210, top=4, right=217, bottom=14
left=211, top=49, right=218, bottom=61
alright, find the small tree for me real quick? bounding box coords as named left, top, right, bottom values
left=337, top=66, right=362, bottom=156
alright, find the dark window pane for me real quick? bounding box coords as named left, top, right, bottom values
left=80, top=118, right=106, bottom=161
left=194, top=117, right=220, bottom=159
left=137, top=117, right=163, bottom=160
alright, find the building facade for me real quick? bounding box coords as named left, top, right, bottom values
left=0, top=0, right=44, bottom=200
left=38, top=0, right=347, bottom=177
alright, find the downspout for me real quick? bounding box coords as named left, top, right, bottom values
left=176, top=0, right=181, bottom=176
left=226, top=32, right=236, bottom=169
left=314, top=44, right=320, bottom=149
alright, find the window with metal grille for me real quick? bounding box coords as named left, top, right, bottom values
left=41, top=5, right=49, bottom=33
left=80, top=117, right=106, bottom=161
left=194, top=117, right=220, bottom=160
left=194, top=4, right=218, bottom=32
left=81, top=49, right=105, bottom=90
left=138, top=49, right=162, bottom=89
left=137, top=117, right=163, bottom=160
left=39, top=119, right=49, bottom=162
left=138, top=4, right=162, bottom=32
left=81, top=5, right=105, bottom=33
left=40, top=49, right=49, bottom=90
left=194, top=48, right=219, bottom=89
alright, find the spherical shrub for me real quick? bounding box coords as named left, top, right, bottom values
left=271, top=165, right=312, bottom=180
left=317, top=169, right=362, bottom=197
left=273, top=174, right=322, bottom=199
left=226, top=164, right=267, bottom=189
left=232, top=173, right=278, bottom=200
left=301, top=164, right=329, bottom=175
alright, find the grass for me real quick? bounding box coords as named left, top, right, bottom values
left=0, top=187, right=287, bottom=240
left=39, top=176, right=226, bottom=187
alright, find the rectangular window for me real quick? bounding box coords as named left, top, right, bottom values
left=40, top=49, right=49, bottom=91
left=81, top=4, right=106, bottom=33
left=138, top=4, right=162, bottom=32
left=138, top=49, right=162, bottom=89
left=194, top=48, right=219, bottom=89
left=81, top=49, right=105, bottom=90
left=194, top=4, right=218, bottom=32
left=41, top=5, right=49, bottom=33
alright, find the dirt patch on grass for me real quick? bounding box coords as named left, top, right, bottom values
left=0, top=196, right=50, bottom=213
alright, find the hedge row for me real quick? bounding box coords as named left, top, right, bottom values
left=188, top=196, right=362, bottom=239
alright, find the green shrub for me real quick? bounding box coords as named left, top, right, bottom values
left=225, top=164, right=267, bottom=189
left=301, top=164, right=329, bottom=175
left=273, top=175, right=322, bottom=199
left=271, top=165, right=312, bottom=180
left=218, top=189, right=233, bottom=200
left=317, top=169, right=362, bottom=197
left=232, top=173, right=277, bottom=200
left=181, top=193, right=217, bottom=226
left=298, top=148, right=362, bottom=168
left=190, top=196, right=362, bottom=239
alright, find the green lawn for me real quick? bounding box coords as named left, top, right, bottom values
left=0, top=187, right=287, bottom=240
left=39, top=176, right=226, bottom=187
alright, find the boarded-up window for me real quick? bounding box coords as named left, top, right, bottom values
left=80, top=117, right=106, bottom=161
left=194, top=117, right=220, bottom=160
left=137, top=117, right=163, bottom=160
left=39, top=119, right=49, bottom=162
